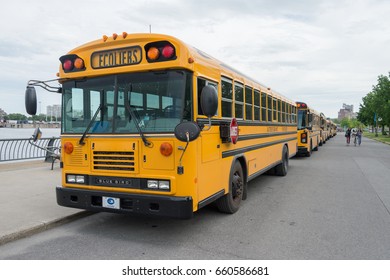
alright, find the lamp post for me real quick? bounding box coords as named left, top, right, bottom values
left=375, top=112, right=378, bottom=137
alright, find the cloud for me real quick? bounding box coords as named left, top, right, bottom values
left=1, top=0, right=390, bottom=117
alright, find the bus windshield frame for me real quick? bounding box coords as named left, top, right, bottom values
left=297, top=109, right=307, bottom=130
left=61, top=70, right=193, bottom=134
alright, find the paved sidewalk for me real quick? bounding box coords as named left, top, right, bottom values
left=0, top=160, right=90, bottom=245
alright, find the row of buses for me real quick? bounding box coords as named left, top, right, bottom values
left=25, top=33, right=336, bottom=219
left=296, top=102, right=337, bottom=157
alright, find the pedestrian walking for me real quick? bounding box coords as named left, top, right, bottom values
left=357, top=128, right=362, bottom=146
left=345, top=128, right=351, bottom=144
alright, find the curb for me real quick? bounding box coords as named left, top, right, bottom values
left=0, top=211, right=95, bottom=246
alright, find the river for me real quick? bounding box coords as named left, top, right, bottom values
left=0, top=128, right=61, bottom=139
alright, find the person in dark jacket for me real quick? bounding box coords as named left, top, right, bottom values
left=345, top=128, right=351, bottom=144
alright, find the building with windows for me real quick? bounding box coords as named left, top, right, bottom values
left=338, top=103, right=357, bottom=120
left=46, top=105, right=62, bottom=122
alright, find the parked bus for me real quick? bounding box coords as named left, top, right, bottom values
left=320, top=112, right=329, bottom=145
left=25, top=33, right=297, bottom=218
left=329, top=119, right=337, bottom=137
left=296, top=102, right=321, bottom=157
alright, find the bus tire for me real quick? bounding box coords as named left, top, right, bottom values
left=306, top=141, right=312, bottom=157
left=274, top=145, right=289, bottom=176
left=216, top=160, right=245, bottom=214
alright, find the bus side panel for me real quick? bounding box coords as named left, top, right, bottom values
left=196, top=129, right=223, bottom=208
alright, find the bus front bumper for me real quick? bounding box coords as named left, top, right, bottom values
left=56, top=186, right=193, bottom=219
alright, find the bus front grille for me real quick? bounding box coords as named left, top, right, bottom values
left=93, top=151, right=136, bottom=172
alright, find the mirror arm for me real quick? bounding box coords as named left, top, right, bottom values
left=28, top=79, right=62, bottom=93
left=202, top=117, right=212, bottom=131
left=177, top=132, right=190, bottom=175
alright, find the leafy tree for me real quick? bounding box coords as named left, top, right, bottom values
left=358, top=73, right=390, bottom=135
left=29, top=114, right=47, bottom=122
left=340, top=117, right=352, bottom=129
left=7, top=113, right=28, bottom=121
left=358, top=92, right=376, bottom=127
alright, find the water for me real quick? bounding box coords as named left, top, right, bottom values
left=0, top=128, right=61, bottom=139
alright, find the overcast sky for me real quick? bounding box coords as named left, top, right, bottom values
left=1, top=0, right=390, bottom=118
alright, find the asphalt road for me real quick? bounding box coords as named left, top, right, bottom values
left=1, top=134, right=390, bottom=260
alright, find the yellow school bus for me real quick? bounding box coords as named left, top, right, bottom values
left=320, top=112, right=329, bottom=145
left=329, top=119, right=337, bottom=137
left=296, top=102, right=321, bottom=156
left=25, top=33, right=297, bottom=218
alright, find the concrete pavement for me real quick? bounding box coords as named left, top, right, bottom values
left=1, top=134, right=389, bottom=251
left=0, top=160, right=90, bottom=245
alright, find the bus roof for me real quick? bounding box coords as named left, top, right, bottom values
left=58, top=33, right=294, bottom=105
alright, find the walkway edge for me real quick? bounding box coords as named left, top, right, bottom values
left=0, top=211, right=95, bottom=246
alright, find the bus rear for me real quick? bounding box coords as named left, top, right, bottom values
left=296, top=102, right=320, bottom=156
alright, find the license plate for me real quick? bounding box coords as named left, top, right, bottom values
left=102, top=196, right=120, bottom=209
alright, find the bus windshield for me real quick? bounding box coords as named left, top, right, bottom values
left=297, top=110, right=307, bottom=130
left=62, top=70, right=192, bottom=134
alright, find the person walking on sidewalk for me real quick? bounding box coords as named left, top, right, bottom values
left=345, top=128, right=351, bottom=145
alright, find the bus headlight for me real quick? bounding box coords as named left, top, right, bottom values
left=147, top=179, right=170, bottom=191
left=158, top=180, right=170, bottom=190
left=67, top=174, right=86, bottom=184
left=147, top=180, right=158, bottom=189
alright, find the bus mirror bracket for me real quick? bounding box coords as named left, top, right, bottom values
left=25, top=79, right=62, bottom=116
left=32, top=127, right=42, bottom=142
left=174, top=122, right=201, bottom=175
left=200, top=85, right=218, bottom=131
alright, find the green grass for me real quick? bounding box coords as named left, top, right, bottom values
left=364, top=132, right=390, bottom=145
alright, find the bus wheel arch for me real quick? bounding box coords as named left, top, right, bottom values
left=216, top=158, right=246, bottom=214
left=274, top=144, right=289, bottom=176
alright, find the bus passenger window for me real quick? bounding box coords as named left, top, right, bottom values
left=267, top=95, right=272, bottom=122
left=198, top=78, right=218, bottom=116
left=245, top=86, right=253, bottom=120
left=254, top=90, right=260, bottom=121
left=221, top=77, right=233, bottom=118
left=273, top=98, right=277, bottom=122
left=234, top=82, right=244, bottom=119
left=261, top=92, right=267, bottom=121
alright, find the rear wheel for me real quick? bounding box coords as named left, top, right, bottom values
left=306, top=141, right=312, bottom=157
left=216, top=161, right=245, bottom=214
left=274, top=145, right=289, bottom=176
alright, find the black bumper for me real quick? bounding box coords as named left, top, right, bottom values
left=56, top=186, right=193, bottom=219
left=297, top=146, right=309, bottom=155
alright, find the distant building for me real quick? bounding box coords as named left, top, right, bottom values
left=338, top=103, right=357, bottom=120
left=46, top=105, right=62, bottom=122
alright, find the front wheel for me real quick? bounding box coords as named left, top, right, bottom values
left=216, top=161, right=245, bottom=214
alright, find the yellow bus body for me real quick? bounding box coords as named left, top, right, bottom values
left=55, top=33, right=297, bottom=218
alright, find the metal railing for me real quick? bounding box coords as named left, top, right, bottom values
left=0, top=137, right=61, bottom=163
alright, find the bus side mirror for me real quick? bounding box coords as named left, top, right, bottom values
left=174, top=121, right=201, bottom=175
left=200, top=85, right=218, bottom=118
left=174, top=122, right=201, bottom=142
left=25, top=86, right=37, bottom=115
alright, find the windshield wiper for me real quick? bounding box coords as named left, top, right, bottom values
left=124, top=84, right=151, bottom=147
left=79, top=103, right=105, bottom=145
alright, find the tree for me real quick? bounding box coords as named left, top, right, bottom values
left=7, top=113, right=28, bottom=121
left=358, top=92, right=376, bottom=128
left=358, top=73, right=390, bottom=135
left=340, top=117, right=352, bottom=129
